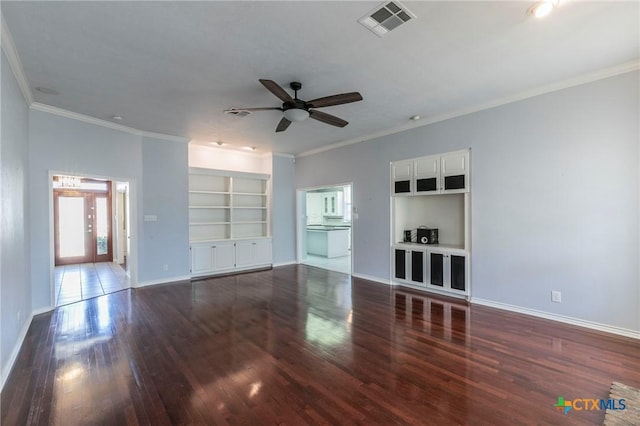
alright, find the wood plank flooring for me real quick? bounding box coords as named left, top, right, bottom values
left=2, top=265, right=639, bottom=425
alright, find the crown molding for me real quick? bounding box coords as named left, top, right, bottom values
left=1, top=14, right=34, bottom=105
left=272, top=152, right=295, bottom=159
left=298, top=60, right=640, bottom=158
left=30, top=102, right=190, bottom=143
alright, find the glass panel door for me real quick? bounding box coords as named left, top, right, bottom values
left=55, top=192, right=93, bottom=265
left=94, top=195, right=111, bottom=262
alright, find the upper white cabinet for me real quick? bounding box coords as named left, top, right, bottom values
left=307, top=193, right=323, bottom=225
left=391, top=159, right=413, bottom=195
left=391, top=149, right=469, bottom=195
left=440, top=150, right=469, bottom=193
left=322, top=192, right=344, bottom=217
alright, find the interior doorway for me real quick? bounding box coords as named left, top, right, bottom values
left=53, top=178, right=112, bottom=265
left=297, top=184, right=353, bottom=275
left=52, top=174, right=131, bottom=306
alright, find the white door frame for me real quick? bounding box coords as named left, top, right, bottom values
left=296, top=182, right=353, bottom=274
left=48, top=171, right=138, bottom=306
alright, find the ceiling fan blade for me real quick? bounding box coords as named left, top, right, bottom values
left=309, top=109, right=348, bottom=128
left=259, top=79, right=294, bottom=103
left=307, top=92, right=363, bottom=108
left=276, top=117, right=292, bottom=132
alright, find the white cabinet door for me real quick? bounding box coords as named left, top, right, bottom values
left=191, top=245, right=214, bottom=275
left=213, top=242, right=235, bottom=271
left=334, top=192, right=344, bottom=216
left=235, top=240, right=255, bottom=268
left=254, top=239, right=272, bottom=265
left=391, top=160, right=413, bottom=195
left=307, top=193, right=323, bottom=225
left=414, top=155, right=440, bottom=194
left=441, top=151, right=469, bottom=193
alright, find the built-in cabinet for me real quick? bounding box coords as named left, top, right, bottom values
left=392, top=149, right=469, bottom=196
left=189, top=167, right=272, bottom=278
left=391, top=149, right=470, bottom=299
left=322, top=192, right=344, bottom=217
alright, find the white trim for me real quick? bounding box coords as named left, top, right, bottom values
left=272, top=152, right=295, bottom=159
left=273, top=260, right=297, bottom=267
left=471, top=298, right=640, bottom=340
left=297, top=60, right=640, bottom=158
left=30, top=103, right=190, bottom=143
left=135, top=275, right=192, bottom=288
left=32, top=306, right=54, bottom=316
left=351, top=272, right=392, bottom=286
left=0, top=312, right=33, bottom=392
left=1, top=14, right=33, bottom=105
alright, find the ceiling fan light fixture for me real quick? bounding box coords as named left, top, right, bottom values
left=283, top=108, right=310, bottom=123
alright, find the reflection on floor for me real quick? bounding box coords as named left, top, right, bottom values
left=303, top=254, right=351, bottom=274
left=55, top=262, right=130, bottom=306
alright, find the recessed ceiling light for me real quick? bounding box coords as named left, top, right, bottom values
left=528, top=0, right=557, bottom=18
left=35, top=86, right=59, bottom=95
left=410, top=115, right=421, bottom=121
left=111, top=115, right=123, bottom=121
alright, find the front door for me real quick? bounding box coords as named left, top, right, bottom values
left=54, top=181, right=112, bottom=266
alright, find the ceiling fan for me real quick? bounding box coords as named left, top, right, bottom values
left=225, top=79, right=363, bottom=133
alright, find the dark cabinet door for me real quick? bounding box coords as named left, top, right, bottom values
left=394, top=180, right=411, bottom=194
left=411, top=250, right=424, bottom=283
left=430, top=252, right=444, bottom=287
left=394, top=249, right=406, bottom=280
left=450, top=255, right=466, bottom=291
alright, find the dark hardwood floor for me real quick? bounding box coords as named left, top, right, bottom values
left=2, top=265, right=639, bottom=425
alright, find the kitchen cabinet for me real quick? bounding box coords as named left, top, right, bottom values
left=393, top=245, right=426, bottom=287
left=322, top=192, right=344, bottom=217
left=307, top=228, right=349, bottom=258
left=391, top=149, right=469, bottom=195
left=306, top=193, right=323, bottom=225
left=190, top=238, right=272, bottom=278
left=427, top=249, right=468, bottom=294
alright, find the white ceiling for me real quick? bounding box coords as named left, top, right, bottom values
left=2, top=1, right=638, bottom=155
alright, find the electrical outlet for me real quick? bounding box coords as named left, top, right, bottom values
left=551, top=291, right=562, bottom=303
left=163, top=264, right=169, bottom=271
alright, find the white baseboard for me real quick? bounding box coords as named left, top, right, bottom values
left=273, top=260, right=297, bottom=267
left=32, top=306, right=54, bottom=316
left=135, top=275, right=192, bottom=288
left=1, top=311, right=34, bottom=392
left=351, top=272, right=392, bottom=286
left=471, top=298, right=640, bottom=340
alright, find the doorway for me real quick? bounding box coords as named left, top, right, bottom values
left=52, top=175, right=131, bottom=306
left=298, top=184, right=353, bottom=275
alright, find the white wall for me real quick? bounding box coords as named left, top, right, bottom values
left=0, top=50, right=31, bottom=386
left=296, top=71, right=639, bottom=333
left=189, top=144, right=270, bottom=174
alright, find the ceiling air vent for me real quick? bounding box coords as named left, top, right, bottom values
left=358, top=1, right=416, bottom=37
left=224, top=109, right=252, bottom=117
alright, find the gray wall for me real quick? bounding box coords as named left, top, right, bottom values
left=296, top=71, right=639, bottom=332
left=1, top=50, right=31, bottom=383
left=271, top=154, right=296, bottom=265
left=139, top=136, right=190, bottom=281
left=29, top=110, right=190, bottom=309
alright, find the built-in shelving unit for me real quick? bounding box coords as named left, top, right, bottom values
left=390, top=149, right=471, bottom=299
left=189, top=167, right=272, bottom=278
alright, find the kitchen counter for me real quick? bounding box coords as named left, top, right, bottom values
left=307, top=228, right=350, bottom=258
